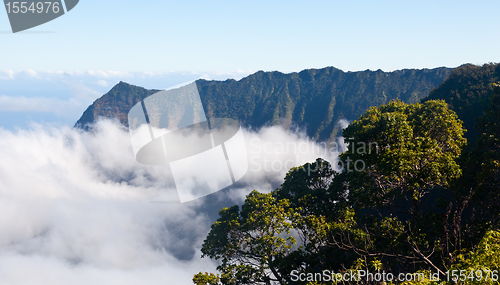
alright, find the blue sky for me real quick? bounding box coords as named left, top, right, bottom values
left=1, top=0, right=500, bottom=129
left=1, top=0, right=499, bottom=72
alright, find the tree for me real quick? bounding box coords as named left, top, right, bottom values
left=331, top=100, right=467, bottom=275
left=193, top=272, right=221, bottom=285
left=274, top=159, right=337, bottom=217
left=453, top=230, right=500, bottom=285
left=196, top=100, right=471, bottom=284
left=455, top=83, right=500, bottom=250
left=470, top=83, right=500, bottom=220
left=200, top=191, right=298, bottom=285
left=273, top=159, right=357, bottom=276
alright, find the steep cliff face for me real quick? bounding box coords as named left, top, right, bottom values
left=75, top=66, right=453, bottom=139
left=197, top=66, right=452, bottom=140
left=75, top=81, right=160, bottom=129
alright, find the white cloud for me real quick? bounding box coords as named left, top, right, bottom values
left=0, top=70, right=15, bottom=80
left=85, top=70, right=133, bottom=78
left=65, top=80, right=103, bottom=100
left=0, top=120, right=219, bottom=284
left=0, top=251, right=217, bottom=285
left=214, top=124, right=346, bottom=204
left=0, top=95, right=85, bottom=116
left=0, top=109, right=348, bottom=284
left=23, top=69, right=40, bottom=79
left=96, top=80, right=109, bottom=87
left=0, top=70, right=252, bottom=81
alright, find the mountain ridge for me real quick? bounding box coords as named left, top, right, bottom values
left=75, top=81, right=160, bottom=130
left=75, top=66, right=453, bottom=140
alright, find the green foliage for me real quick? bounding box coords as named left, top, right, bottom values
left=424, top=63, right=500, bottom=143
left=455, top=83, right=500, bottom=249
left=201, top=191, right=299, bottom=285
left=195, top=85, right=500, bottom=284
left=274, top=159, right=359, bottom=274
left=333, top=100, right=466, bottom=274
left=340, top=99, right=466, bottom=208
left=274, top=159, right=338, bottom=217
left=450, top=230, right=500, bottom=285
left=193, top=272, right=221, bottom=285
left=473, top=83, right=500, bottom=211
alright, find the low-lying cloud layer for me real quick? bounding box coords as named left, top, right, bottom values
left=0, top=119, right=346, bottom=284
left=0, top=70, right=253, bottom=130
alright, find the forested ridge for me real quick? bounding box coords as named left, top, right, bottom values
left=194, top=64, right=500, bottom=285
left=75, top=66, right=451, bottom=140
left=197, top=66, right=451, bottom=140
left=424, top=63, right=500, bottom=143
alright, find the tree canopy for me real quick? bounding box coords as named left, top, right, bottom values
left=194, top=95, right=500, bottom=284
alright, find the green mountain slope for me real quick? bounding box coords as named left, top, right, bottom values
left=75, top=81, right=160, bottom=130
left=198, top=66, right=451, bottom=140
left=423, top=63, right=500, bottom=143
left=75, top=66, right=452, bottom=140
